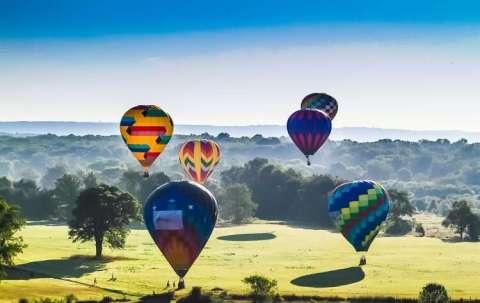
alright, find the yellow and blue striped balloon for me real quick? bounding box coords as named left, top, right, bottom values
left=120, top=105, right=174, bottom=177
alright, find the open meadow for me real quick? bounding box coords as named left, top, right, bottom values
left=1, top=222, right=479, bottom=302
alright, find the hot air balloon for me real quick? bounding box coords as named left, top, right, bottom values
left=301, top=93, right=338, bottom=120
left=144, top=181, right=218, bottom=288
left=120, top=105, right=174, bottom=177
left=328, top=180, right=390, bottom=264
left=287, top=108, right=332, bottom=165
left=178, top=139, right=221, bottom=184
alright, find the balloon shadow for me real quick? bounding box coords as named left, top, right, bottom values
left=217, top=233, right=276, bottom=241
left=291, top=267, right=365, bottom=288
left=5, top=255, right=109, bottom=280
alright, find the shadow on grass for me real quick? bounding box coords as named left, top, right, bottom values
left=217, top=232, right=276, bottom=241
left=291, top=266, right=365, bottom=288
left=26, top=220, right=66, bottom=226
left=5, top=255, right=113, bottom=280
left=440, top=236, right=477, bottom=244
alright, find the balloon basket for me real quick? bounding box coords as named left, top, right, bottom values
left=143, top=171, right=150, bottom=178
left=359, top=255, right=366, bottom=266
left=306, top=156, right=311, bottom=166
left=178, top=278, right=185, bottom=290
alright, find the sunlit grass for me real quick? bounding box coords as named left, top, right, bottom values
left=1, top=222, right=479, bottom=301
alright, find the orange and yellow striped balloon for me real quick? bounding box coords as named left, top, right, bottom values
left=120, top=105, right=174, bottom=177
left=178, top=139, right=221, bottom=184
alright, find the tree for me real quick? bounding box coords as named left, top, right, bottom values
left=295, top=175, right=339, bottom=226
left=118, top=170, right=141, bottom=198
left=138, top=172, right=170, bottom=203
left=0, top=198, right=26, bottom=278
left=243, top=275, right=278, bottom=303
left=0, top=177, right=57, bottom=220
left=41, top=165, right=67, bottom=189
left=27, top=190, right=57, bottom=220
left=418, top=283, right=449, bottom=303
left=118, top=171, right=170, bottom=203
left=220, top=184, right=257, bottom=224
left=388, top=190, right=414, bottom=218
left=385, top=189, right=414, bottom=235
left=53, top=174, right=82, bottom=220
left=216, top=132, right=231, bottom=141
left=442, top=200, right=472, bottom=240
left=177, top=287, right=214, bottom=303
left=467, top=214, right=480, bottom=241
left=83, top=172, right=98, bottom=189
left=68, top=185, right=140, bottom=258
left=428, top=200, right=438, bottom=213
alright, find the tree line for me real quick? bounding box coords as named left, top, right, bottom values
left=1, top=157, right=479, bottom=279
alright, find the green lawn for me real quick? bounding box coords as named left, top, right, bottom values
left=1, top=222, right=479, bottom=302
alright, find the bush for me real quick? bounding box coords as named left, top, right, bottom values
left=418, top=283, right=449, bottom=303
left=243, top=275, right=278, bottom=303
left=385, top=218, right=413, bottom=236
left=177, top=287, right=224, bottom=303
left=99, top=297, right=113, bottom=303
left=415, top=224, right=425, bottom=237
left=139, top=292, right=174, bottom=303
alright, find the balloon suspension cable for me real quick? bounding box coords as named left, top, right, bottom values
left=306, top=155, right=311, bottom=166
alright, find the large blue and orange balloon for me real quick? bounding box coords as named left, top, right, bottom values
left=287, top=108, right=332, bottom=165
left=120, top=105, right=174, bottom=177
left=178, top=139, right=221, bottom=184
left=144, top=181, right=218, bottom=280
left=301, top=93, right=338, bottom=120
left=328, top=180, right=390, bottom=252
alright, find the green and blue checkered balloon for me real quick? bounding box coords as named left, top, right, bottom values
left=328, top=180, right=390, bottom=252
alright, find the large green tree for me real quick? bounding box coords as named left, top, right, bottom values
left=68, top=185, right=140, bottom=258
left=0, top=198, right=26, bottom=278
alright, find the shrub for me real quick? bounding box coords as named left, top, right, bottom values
left=139, top=292, right=174, bottom=303
left=385, top=218, right=412, bottom=236
left=418, top=283, right=449, bottom=303
left=18, top=299, right=29, bottom=303
left=177, top=287, right=224, bottom=303
left=415, top=224, right=425, bottom=237
left=99, top=297, right=113, bottom=303
left=243, top=275, right=278, bottom=303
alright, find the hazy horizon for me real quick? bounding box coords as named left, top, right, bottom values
left=2, top=1, right=480, bottom=131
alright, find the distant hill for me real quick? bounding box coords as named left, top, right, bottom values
left=0, top=121, right=478, bottom=142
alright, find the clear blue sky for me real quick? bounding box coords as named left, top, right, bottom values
left=1, top=1, right=480, bottom=131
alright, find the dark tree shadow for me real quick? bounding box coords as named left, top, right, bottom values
left=291, top=267, right=365, bottom=288
left=5, top=255, right=109, bottom=280
left=217, top=233, right=276, bottom=241
left=26, top=220, right=66, bottom=226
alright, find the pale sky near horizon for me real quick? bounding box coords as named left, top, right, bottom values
left=1, top=1, right=480, bottom=131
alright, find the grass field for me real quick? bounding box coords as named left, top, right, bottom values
left=1, top=222, right=479, bottom=302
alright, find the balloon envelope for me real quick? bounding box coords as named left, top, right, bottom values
left=120, top=105, right=174, bottom=175
left=144, top=181, right=218, bottom=278
left=179, top=139, right=221, bottom=184
left=301, top=93, right=338, bottom=120
left=328, top=180, right=390, bottom=252
left=287, top=108, right=332, bottom=164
